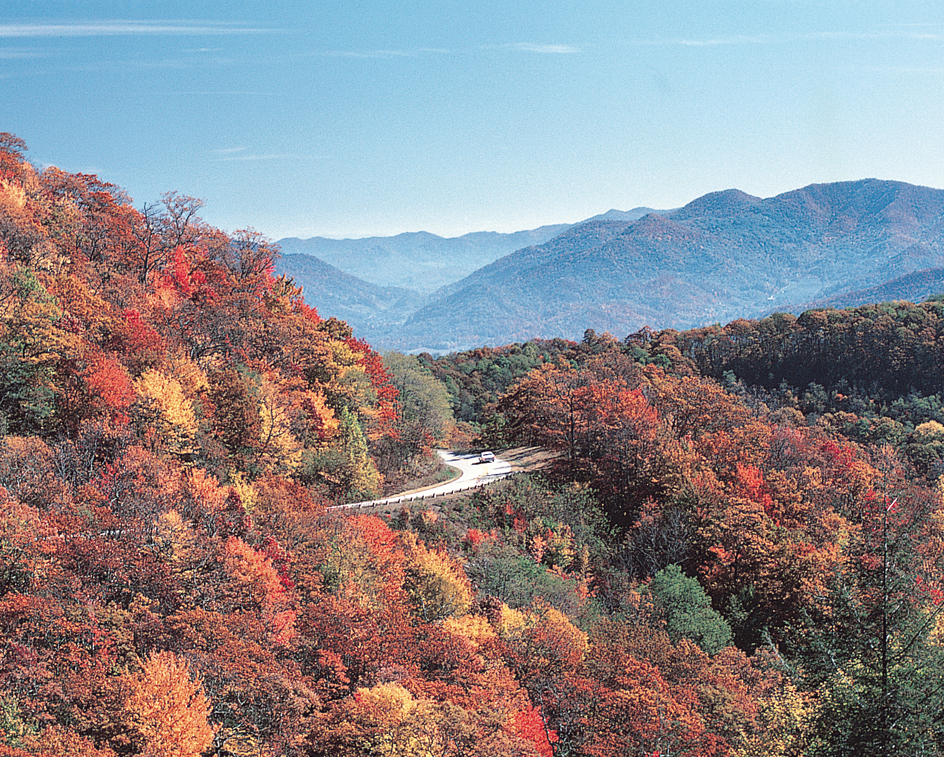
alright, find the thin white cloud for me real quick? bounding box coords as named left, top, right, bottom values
left=502, top=43, right=580, bottom=54
left=649, top=28, right=944, bottom=47
left=644, top=35, right=771, bottom=47
left=808, top=31, right=884, bottom=42
left=0, top=21, right=276, bottom=38
left=324, top=49, right=420, bottom=59
left=322, top=47, right=453, bottom=59
left=810, top=29, right=944, bottom=42
left=218, top=154, right=288, bottom=161
left=0, top=48, right=45, bottom=59
left=210, top=149, right=293, bottom=162
left=179, top=91, right=279, bottom=97
left=320, top=43, right=579, bottom=59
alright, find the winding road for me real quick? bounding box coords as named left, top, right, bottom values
left=332, top=449, right=513, bottom=510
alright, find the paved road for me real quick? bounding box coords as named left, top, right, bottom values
left=421, top=449, right=512, bottom=496
left=333, top=449, right=512, bottom=510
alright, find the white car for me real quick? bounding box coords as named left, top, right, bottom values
left=479, top=451, right=495, bottom=463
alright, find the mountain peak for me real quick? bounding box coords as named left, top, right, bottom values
left=582, top=207, right=669, bottom=223
left=673, top=189, right=761, bottom=220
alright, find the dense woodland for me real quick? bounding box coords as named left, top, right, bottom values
left=1, top=132, right=944, bottom=757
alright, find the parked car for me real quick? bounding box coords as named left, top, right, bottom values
left=479, top=451, right=495, bottom=463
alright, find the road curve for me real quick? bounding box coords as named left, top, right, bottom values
left=331, top=449, right=512, bottom=510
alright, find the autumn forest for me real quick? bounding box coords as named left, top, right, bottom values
left=2, top=133, right=944, bottom=756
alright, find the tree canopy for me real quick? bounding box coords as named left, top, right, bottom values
left=3, top=133, right=944, bottom=756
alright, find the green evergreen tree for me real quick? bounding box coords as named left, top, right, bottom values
left=338, top=406, right=381, bottom=501
left=801, top=483, right=944, bottom=756
left=645, top=564, right=733, bottom=655
left=382, top=351, right=455, bottom=460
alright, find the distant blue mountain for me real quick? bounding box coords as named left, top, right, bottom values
left=275, top=253, right=425, bottom=343
left=277, top=224, right=570, bottom=294
left=383, top=180, right=944, bottom=351
left=277, top=181, right=944, bottom=352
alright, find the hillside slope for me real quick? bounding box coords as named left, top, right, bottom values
left=276, top=252, right=425, bottom=342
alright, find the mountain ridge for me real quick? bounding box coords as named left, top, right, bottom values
left=386, top=179, right=944, bottom=351
left=276, top=253, right=425, bottom=342
left=277, top=179, right=944, bottom=353
left=277, top=223, right=571, bottom=293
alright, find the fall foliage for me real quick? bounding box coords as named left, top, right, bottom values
left=3, top=133, right=944, bottom=756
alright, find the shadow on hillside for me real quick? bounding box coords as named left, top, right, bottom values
left=499, top=446, right=560, bottom=473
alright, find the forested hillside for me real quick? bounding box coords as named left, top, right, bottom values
left=422, top=315, right=944, bottom=754
left=0, top=133, right=424, bottom=503
left=276, top=252, right=425, bottom=347
left=2, top=131, right=944, bottom=757
left=638, top=301, right=944, bottom=476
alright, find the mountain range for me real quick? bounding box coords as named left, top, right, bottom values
left=278, top=226, right=568, bottom=293
left=276, top=179, right=944, bottom=352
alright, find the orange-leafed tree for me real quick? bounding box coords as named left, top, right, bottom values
left=121, top=651, right=214, bottom=757
left=77, top=351, right=136, bottom=426
left=510, top=704, right=557, bottom=757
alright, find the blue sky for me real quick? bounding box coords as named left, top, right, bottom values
left=3, top=1, right=944, bottom=240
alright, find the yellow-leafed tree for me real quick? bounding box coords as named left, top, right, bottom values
left=402, top=532, right=474, bottom=622
left=134, top=369, right=198, bottom=457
